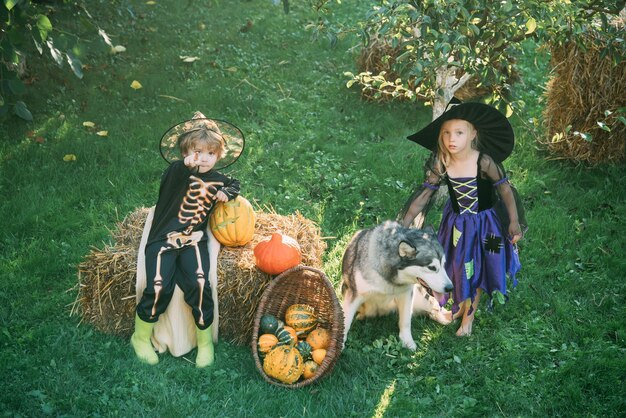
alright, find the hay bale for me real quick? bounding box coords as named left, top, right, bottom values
left=71, top=208, right=149, bottom=337
left=216, top=210, right=325, bottom=345
left=71, top=207, right=326, bottom=346
left=542, top=32, right=626, bottom=165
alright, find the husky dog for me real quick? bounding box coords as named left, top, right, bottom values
left=341, top=221, right=453, bottom=350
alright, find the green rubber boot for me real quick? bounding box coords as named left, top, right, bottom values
left=130, top=314, right=158, bottom=365
left=195, top=325, right=214, bottom=368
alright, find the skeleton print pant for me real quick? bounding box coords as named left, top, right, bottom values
left=138, top=235, right=214, bottom=330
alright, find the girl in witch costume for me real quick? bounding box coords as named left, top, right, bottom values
left=400, top=98, right=527, bottom=337
left=131, top=113, right=244, bottom=366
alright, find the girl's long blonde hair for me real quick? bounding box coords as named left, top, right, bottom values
left=436, top=118, right=479, bottom=170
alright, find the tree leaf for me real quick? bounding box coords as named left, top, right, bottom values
left=83, top=121, right=96, bottom=128
left=8, top=79, right=26, bottom=95
left=14, top=101, right=33, bottom=121
left=96, top=130, right=108, bottom=136
left=597, top=121, right=610, bottom=132
left=46, top=40, right=63, bottom=66
left=130, top=80, right=142, bottom=89
left=37, top=15, right=53, bottom=42
left=4, top=0, right=18, bottom=11
left=66, top=52, right=83, bottom=79
left=525, top=18, right=537, bottom=35
left=63, top=154, right=77, bottom=162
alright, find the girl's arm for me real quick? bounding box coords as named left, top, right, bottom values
left=400, top=157, right=443, bottom=228
left=480, top=154, right=523, bottom=243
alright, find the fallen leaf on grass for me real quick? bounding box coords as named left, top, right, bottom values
left=111, top=45, right=126, bottom=53
left=180, top=56, right=200, bottom=63
left=35, top=136, right=45, bottom=144
left=83, top=121, right=96, bottom=128
left=63, top=154, right=77, bottom=162
left=130, top=80, right=142, bottom=89
left=226, top=67, right=238, bottom=72
left=96, top=131, right=108, bottom=137
left=146, top=1, right=156, bottom=4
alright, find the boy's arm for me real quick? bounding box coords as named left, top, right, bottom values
left=220, top=176, right=240, bottom=200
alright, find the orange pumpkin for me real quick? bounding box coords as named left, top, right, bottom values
left=312, top=348, right=326, bottom=365
left=263, top=345, right=304, bottom=384
left=302, top=360, right=319, bottom=379
left=306, top=328, right=330, bottom=350
left=257, top=334, right=279, bottom=356
left=253, top=233, right=302, bottom=275
left=209, top=195, right=255, bottom=247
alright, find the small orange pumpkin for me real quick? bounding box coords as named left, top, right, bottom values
left=311, top=348, right=326, bottom=365
left=209, top=196, right=255, bottom=247
left=257, top=334, right=279, bottom=355
left=253, top=233, right=302, bottom=275
left=302, top=360, right=319, bottom=379
left=306, top=328, right=330, bottom=350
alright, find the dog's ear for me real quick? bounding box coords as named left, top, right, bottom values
left=398, top=241, right=416, bottom=258
left=423, top=224, right=436, bottom=235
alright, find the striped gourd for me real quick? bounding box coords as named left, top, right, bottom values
left=285, top=304, right=317, bottom=337
left=275, top=326, right=294, bottom=346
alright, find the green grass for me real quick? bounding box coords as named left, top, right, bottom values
left=1, top=1, right=625, bottom=416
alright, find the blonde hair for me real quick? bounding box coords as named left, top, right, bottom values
left=436, top=119, right=479, bottom=169
left=178, top=123, right=226, bottom=159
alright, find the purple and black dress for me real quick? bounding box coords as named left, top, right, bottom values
left=401, top=153, right=524, bottom=315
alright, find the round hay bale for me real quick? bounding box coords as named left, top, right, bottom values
left=541, top=32, right=626, bottom=165
left=71, top=207, right=326, bottom=346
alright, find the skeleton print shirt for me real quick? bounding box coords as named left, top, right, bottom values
left=147, top=160, right=240, bottom=245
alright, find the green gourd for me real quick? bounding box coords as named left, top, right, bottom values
left=259, top=314, right=279, bottom=335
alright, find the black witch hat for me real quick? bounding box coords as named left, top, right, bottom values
left=407, top=98, right=515, bottom=163
left=159, top=111, right=245, bottom=170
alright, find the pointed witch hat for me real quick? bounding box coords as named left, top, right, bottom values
left=159, top=111, right=245, bottom=170
left=407, top=98, right=515, bottom=163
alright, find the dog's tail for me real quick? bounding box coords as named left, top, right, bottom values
left=340, top=229, right=368, bottom=298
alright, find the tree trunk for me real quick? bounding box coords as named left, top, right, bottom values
left=432, top=66, right=472, bottom=120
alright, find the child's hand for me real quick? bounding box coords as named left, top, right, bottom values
left=509, top=222, right=523, bottom=244
left=213, top=190, right=229, bottom=202
left=184, top=153, right=198, bottom=168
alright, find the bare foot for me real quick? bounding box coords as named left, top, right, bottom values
left=455, top=321, right=473, bottom=337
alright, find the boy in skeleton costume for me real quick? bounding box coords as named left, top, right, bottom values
left=131, top=117, right=240, bottom=367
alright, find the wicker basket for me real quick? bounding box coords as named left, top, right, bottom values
left=251, top=266, right=344, bottom=388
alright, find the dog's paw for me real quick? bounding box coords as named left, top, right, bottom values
left=401, top=338, right=417, bottom=351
